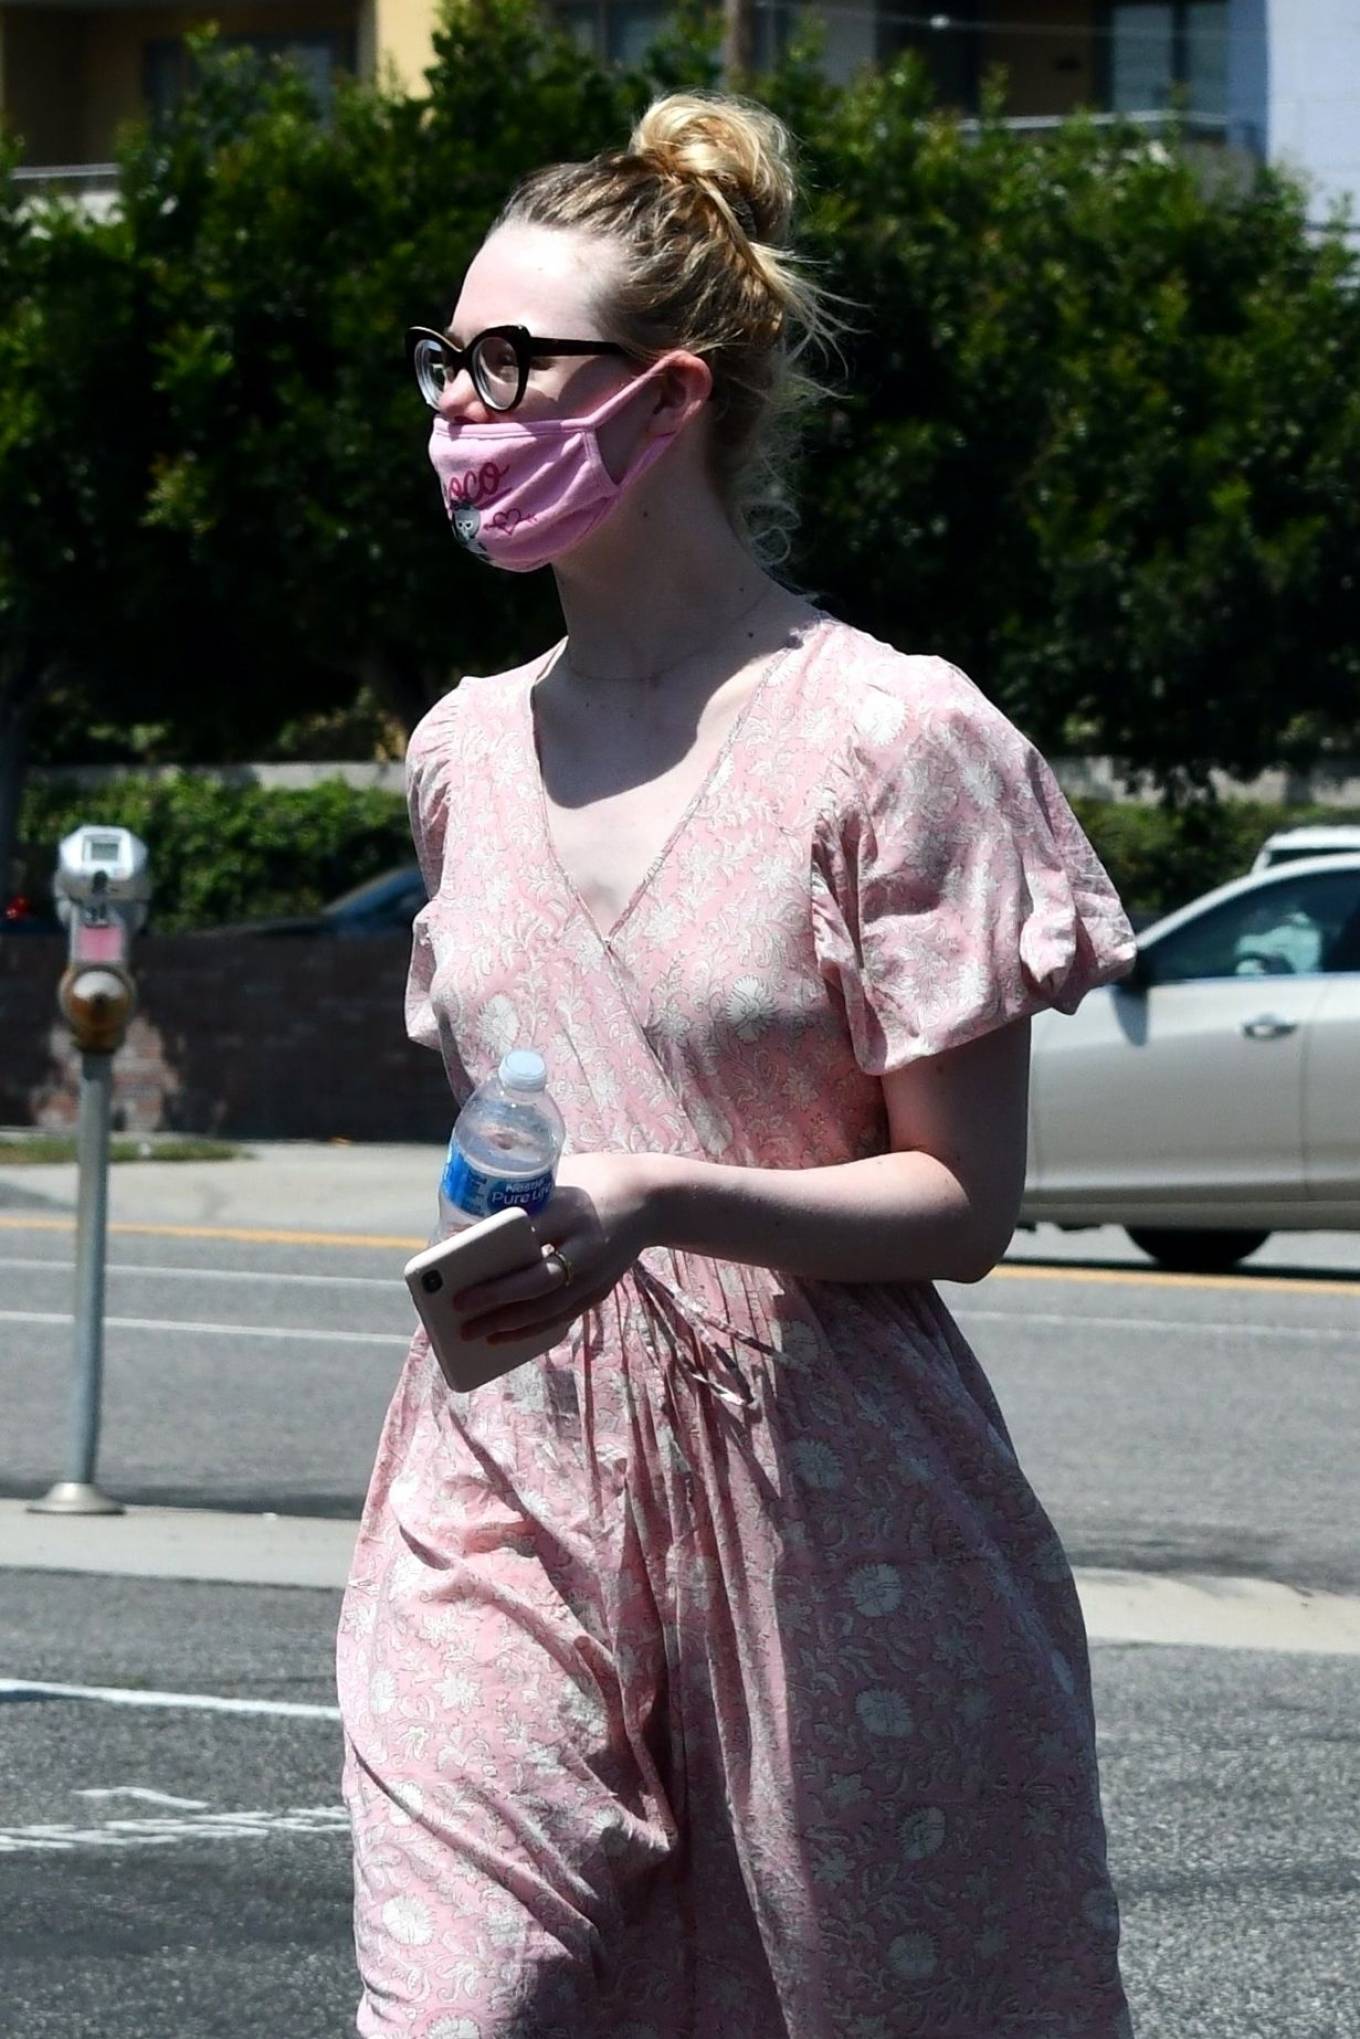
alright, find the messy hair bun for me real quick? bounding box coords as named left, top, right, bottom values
left=630, top=92, right=797, bottom=251
left=493, top=90, right=844, bottom=568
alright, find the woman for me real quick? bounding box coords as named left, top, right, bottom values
left=338, top=88, right=1138, bottom=2038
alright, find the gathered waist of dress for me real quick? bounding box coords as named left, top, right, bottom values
left=617, top=1244, right=963, bottom=1412
left=625, top=1250, right=781, bottom=1413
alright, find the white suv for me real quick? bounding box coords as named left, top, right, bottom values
left=1251, top=824, right=1360, bottom=872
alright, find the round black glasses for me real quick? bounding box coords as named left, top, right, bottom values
left=407, top=324, right=629, bottom=414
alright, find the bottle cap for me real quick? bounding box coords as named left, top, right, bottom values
left=499, top=1048, right=547, bottom=1092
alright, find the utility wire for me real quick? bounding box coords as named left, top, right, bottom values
left=721, top=0, right=1229, bottom=55
left=634, top=2, right=1360, bottom=46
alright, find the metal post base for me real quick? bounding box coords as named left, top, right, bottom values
left=27, top=1480, right=125, bottom=1517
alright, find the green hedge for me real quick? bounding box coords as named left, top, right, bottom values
left=17, top=774, right=1360, bottom=932
left=1071, top=797, right=1360, bottom=921
left=17, top=776, right=413, bottom=932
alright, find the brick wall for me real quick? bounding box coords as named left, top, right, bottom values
left=0, top=935, right=454, bottom=1141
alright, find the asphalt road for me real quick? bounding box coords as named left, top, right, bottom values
left=2, top=1202, right=1358, bottom=2036
left=1, top=1572, right=1356, bottom=2039
left=1, top=1219, right=1357, bottom=1590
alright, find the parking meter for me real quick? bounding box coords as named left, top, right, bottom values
left=54, top=825, right=151, bottom=1055
left=30, top=825, right=151, bottom=1517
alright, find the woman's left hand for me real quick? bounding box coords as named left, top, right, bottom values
left=449, top=1151, right=659, bottom=1346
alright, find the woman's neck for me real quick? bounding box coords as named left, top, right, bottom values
left=551, top=490, right=801, bottom=692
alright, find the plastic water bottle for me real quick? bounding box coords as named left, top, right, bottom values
left=437, top=1048, right=566, bottom=1236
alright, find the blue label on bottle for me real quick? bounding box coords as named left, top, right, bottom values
left=442, top=1151, right=555, bottom=1223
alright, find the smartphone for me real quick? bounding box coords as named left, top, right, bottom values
left=404, top=1205, right=562, bottom=1393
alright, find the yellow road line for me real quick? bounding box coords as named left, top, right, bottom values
left=0, top=1213, right=1354, bottom=1295
left=991, top=1261, right=1358, bottom=1300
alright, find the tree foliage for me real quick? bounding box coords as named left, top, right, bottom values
left=18, top=770, right=1358, bottom=932
left=779, top=50, right=1360, bottom=795
left=17, top=774, right=413, bottom=930
left=2, top=0, right=1358, bottom=870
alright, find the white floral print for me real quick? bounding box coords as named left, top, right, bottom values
left=340, top=615, right=1137, bottom=2037
left=849, top=1562, right=903, bottom=1617
left=856, top=1687, right=915, bottom=1738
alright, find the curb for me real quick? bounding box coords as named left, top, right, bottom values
left=4, top=1501, right=1360, bottom=1655
left=0, top=1499, right=355, bottom=1593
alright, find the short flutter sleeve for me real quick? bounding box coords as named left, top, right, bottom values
left=403, top=689, right=460, bottom=1054
left=811, top=656, right=1137, bottom=1074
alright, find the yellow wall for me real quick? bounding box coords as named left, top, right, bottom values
left=356, top=0, right=436, bottom=95
left=981, top=0, right=1098, bottom=119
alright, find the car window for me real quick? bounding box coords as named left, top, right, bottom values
left=1145, top=870, right=1360, bottom=985
left=342, top=888, right=422, bottom=928
left=1263, top=847, right=1331, bottom=867
left=389, top=884, right=427, bottom=926
left=325, top=867, right=421, bottom=916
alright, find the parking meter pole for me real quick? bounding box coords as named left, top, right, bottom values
left=71, top=1051, right=117, bottom=1492
left=28, top=823, right=149, bottom=1522
left=28, top=1051, right=124, bottom=1516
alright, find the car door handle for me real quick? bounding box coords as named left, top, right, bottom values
left=1241, top=1014, right=1298, bottom=1040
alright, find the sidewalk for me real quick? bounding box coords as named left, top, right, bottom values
left=0, top=1137, right=442, bottom=1240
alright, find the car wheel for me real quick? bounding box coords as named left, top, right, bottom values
left=1126, top=1227, right=1272, bottom=1273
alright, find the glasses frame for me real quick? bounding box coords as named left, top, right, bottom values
left=407, top=323, right=629, bottom=414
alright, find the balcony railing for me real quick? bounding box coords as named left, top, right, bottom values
left=9, top=164, right=121, bottom=219
left=13, top=163, right=120, bottom=192
left=957, top=109, right=1229, bottom=140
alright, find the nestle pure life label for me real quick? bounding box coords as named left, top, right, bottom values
left=441, top=1148, right=555, bottom=1223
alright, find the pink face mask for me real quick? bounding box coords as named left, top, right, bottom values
left=427, top=360, right=680, bottom=573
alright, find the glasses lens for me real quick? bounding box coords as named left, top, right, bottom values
left=471, top=333, right=522, bottom=411
left=412, top=337, right=447, bottom=409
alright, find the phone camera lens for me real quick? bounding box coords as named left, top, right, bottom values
left=421, top=1269, right=443, bottom=1294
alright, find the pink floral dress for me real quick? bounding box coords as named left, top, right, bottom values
left=336, top=610, right=1139, bottom=2038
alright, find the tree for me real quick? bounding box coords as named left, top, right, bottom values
left=0, top=137, right=155, bottom=895
left=771, top=50, right=1360, bottom=795
left=4, top=0, right=1359, bottom=860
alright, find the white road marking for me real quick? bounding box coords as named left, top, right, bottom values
left=0, top=1256, right=395, bottom=1290
left=0, top=1677, right=340, bottom=1719
left=0, top=1805, right=347, bottom=1852
left=3, top=1264, right=1348, bottom=1345
left=3, top=1300, right=1350, bottom=1351
left=954, top=1308, right=1357, bottom=1344
left=74, top=1787, right=210, bottom=1808
left=0, top=1310, right=407, bottom=1347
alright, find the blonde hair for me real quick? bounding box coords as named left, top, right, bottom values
left=492, top=90, right=846, bottom=567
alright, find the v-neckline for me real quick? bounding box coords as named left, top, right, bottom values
left=524, top=617, right=822, bottom=951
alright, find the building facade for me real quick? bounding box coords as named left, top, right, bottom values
left=2, top=0, right=1357, bottom=236
left=0, top=0, right=432, bottom=174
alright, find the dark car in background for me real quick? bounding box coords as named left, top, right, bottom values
left=5, top=865, right=428, bottom=940
left=1, top=891, right=62, bottom=936
left=202, top=864, right=428, bottom=939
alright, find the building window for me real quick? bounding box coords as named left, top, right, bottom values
left=143, top=30, right=354, bottom=130
left=557, top=1, right=840, bottom=77
left=548, top=3, right=1229, bottom=115
left=560, top=1, right=668, bottom=67
left=1106, top=1, right=1228, bottom=121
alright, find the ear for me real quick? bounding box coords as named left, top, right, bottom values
left=651, top=351, right=712, bottom=432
